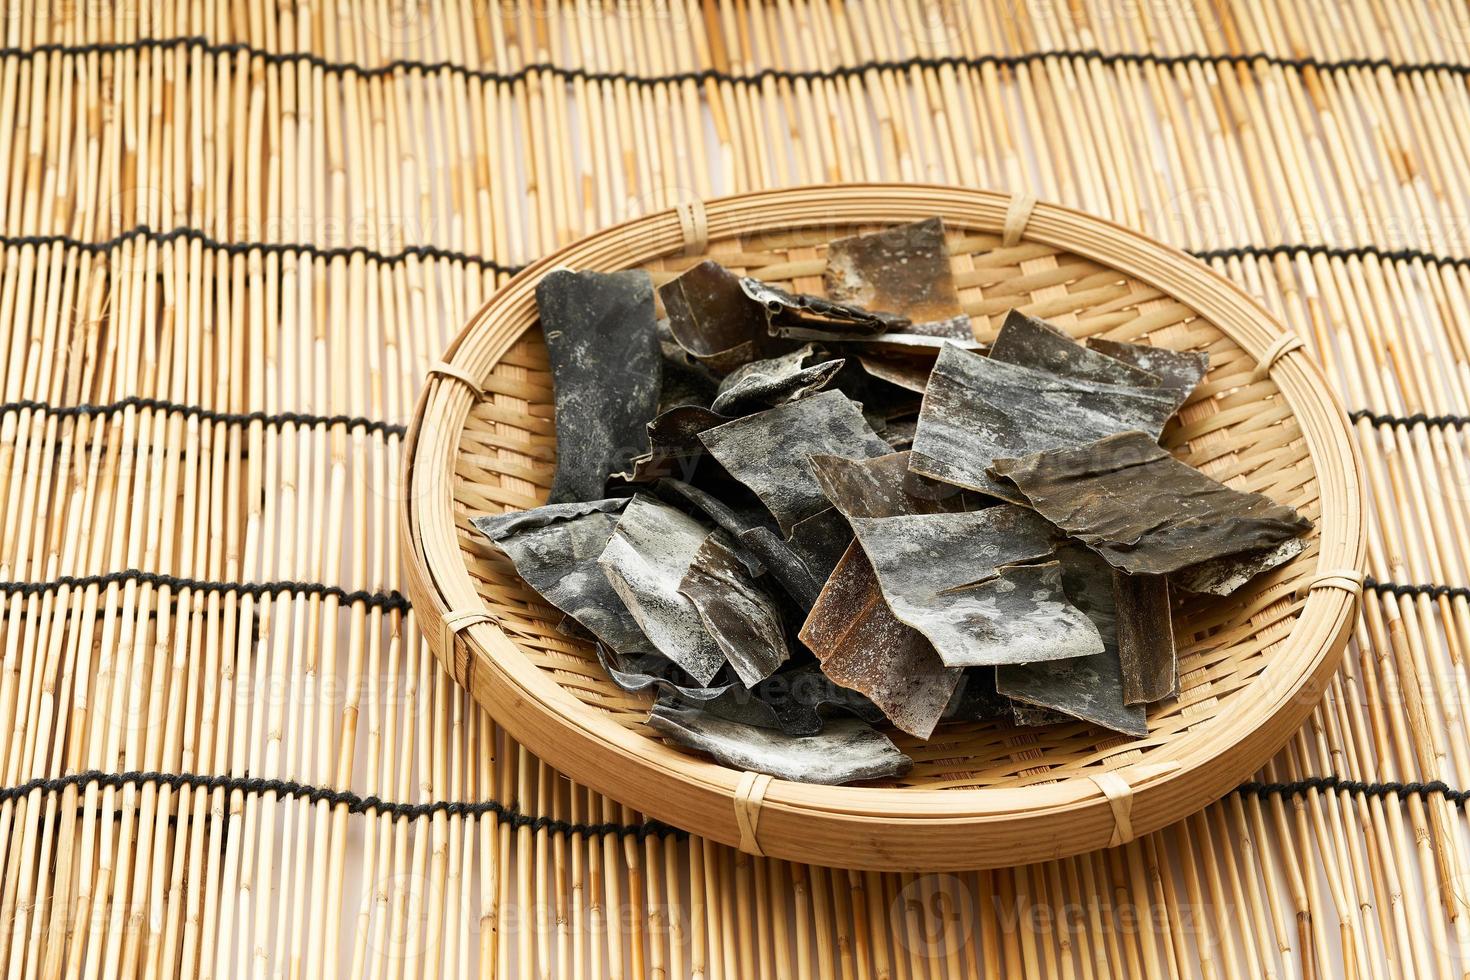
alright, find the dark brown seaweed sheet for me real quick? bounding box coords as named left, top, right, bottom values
left=989, top=310, right=1162, bottom=389
left=800, top=543, right=960, bottom=739
left=855, top=353, right=934, bottom=393
left=847, top=505, right=1105, bottom=667
left=990, top=430, right=1313, bottom=576
left=596, top=495, right=727, bottom=684
left=679, top=532, right=790, bottom=687
left=661, top=260, right=783, bottom=374
left=823, top=218, right=970, bottom=339
left=1113, top=573, right=1177, bottom=704
left=996, top=547, right=1148, bottom=737
left=710, top=344, right=845, bottom=415
left=740, top=277, right=910, bottom=336
left=908, top=343, right=1180, bottom=500
left=618, top=404, right=731, bottom=483
left=1169, top=537, right=1306, bottom=596
left=536, top=269, right=662, bottom=503
left=807, top=450, right=988, bottom=519
left=782, top=507, right=854, bottom=584
left=698, top=390, right=892, bottom=534
left=648, top=701, right=911, bottom=785
left=471, top=499, right=649, bottom=655
left=1086, top=337, right=1209, bottom=412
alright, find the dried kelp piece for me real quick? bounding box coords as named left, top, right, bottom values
left=619, top=404, right=731, bottom=483
left=655, top=478, right=824, bottom=609
left=656, top=318, right=721, bottom=410
left=909, top=344, right=1180, bottom=500
left=849, top=505, right=1104, bottom=667
left=679, top=532, right=790, bottom=687
left=783, top=508, right=854, bottom=584
left=596, top=495, right=727, bottom=684
left=800, top=543, right=959, bottom=739
left=740, top=277, right=910, bottom=336
left=824, top=218, right=970, bottom=339
left=710, top=344, right=845, bottom=415
left=990, top=430, right=1313, bottom=576
left=660, top=260, right=781, bottom=374
left=596, top=645, right=733, bottom=702
left=989, top=310, right=1161, bottom=388
left=1170, top=537, right=1306, bottom=596
left=807, top=451, right=988, bottom=519
left=1113, top=574, right=1177, bottom=704
left=664, top=663, right=884, bottom=736
left=648, top=701, right=912, bottom=785
left=1087, top=337, right=1209, bottom=412
left=536, top=269, right=661, bottom=503
left=471, top=498, right=648, bottom=654
left=698, top=390, right=892, bottom=534
left=941, top=669, right=1012, bottom=722
left=1011, top=703, right=1071, bottom=727
left=855, top=353, right=933, bottom=393
left=879, top=416, right=918, bottom=451
left=997, top=547, right=1148, bottom=737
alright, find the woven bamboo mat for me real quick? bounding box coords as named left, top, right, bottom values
left=5, top=1, right=1470, bottom=976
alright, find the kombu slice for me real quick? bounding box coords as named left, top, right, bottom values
left=596, top=495, right=727, bottom=684
left=648, top=701, right=911, bottom=784
left=800, top=542, right=960, bottom=739
left=941, top=668, right=1013, bottom=722
left=1113, top=573, right=1178, bottom=704
left=710, top=344, right=845, bottom=415
left=845, top=505, right=1104, bottom=667
left=908, top=344, right=1179, bottom=500
left=823, top=218, right=970, bottom=339
left=698, top=390, right=892, bottom=534
left=740, top=277, right=910, bottom=336
left=661, top=260, right=782, bottom=374
left=619, top=404, right=731, bottom=483
left=996, top=546, right=1149, bottom=737
left=679, top=531, right=790, bottom=687
left=1087, top=337, right=1209, bottom=412
left=471, top=498, right=648, bottom=654
left=989, top=430, right=1313, bottom=577
left=596, top=645, right=733, bottom=702
left=536, top=269, right=661, bottom=503
left=783, top=507, right=854, bottom=583
left=806, top=450, right=988, bottom=519
left=1170, top=537, right=1306, bottom=596
left=988, top=310, right=1161, bottom=388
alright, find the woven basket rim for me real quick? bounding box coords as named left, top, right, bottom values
left=401, top=183, right=1364, bottom=870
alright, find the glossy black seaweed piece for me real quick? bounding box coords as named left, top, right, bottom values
left=596, top=495, right=728, bottom=684
left=800, top=542, right=959, bottom=739
left=996, top=546, right=1149, bottom=737
left=988, top=310, right=1162, bottom=388
left=908, top=343, right=1179, bottom=500
left=1113, top=573, right=1178, bottom=704
left=536, top=269, right=662, bottom=503
left=740, top=277, right=910, bottom=337
left=679, top=531, right=790, bottom=687
left=710, top=344, right=845, bottom=415
left=471, top=498, right=648, bottom=655
left=989, top=430, right=1314, bottom=576
left=845, top=505, right=1105, bottom=667
left=647, top=700, right=911, bottom=785
left=823, top=218, right=971, bottom=339
left=697, top=389, right=892, bottom=534
left=660, top=260, right=786, bottom=374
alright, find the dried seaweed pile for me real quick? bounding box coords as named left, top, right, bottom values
left=474, top=220, right=1312, bottom=785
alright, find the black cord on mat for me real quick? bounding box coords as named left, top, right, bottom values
left=1239, top=775, right=1470, bottom=805
left=6, top=35, right=1470, bottom=86
left=1348, top=409, right=1470, bottom=429
left=1363, top=576, right=1470, bottom=602
left=0, top=395, right=407, bottom=436
left=0, top=570, right=410, bottom=612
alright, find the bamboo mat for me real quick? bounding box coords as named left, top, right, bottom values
left=4, top=1, right=1470, bottom=976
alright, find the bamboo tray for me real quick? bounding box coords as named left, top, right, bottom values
left=401, top=184, right=1365, bottom=871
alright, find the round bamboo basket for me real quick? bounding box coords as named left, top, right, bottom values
left=401, top=184, right=1364, bottom=871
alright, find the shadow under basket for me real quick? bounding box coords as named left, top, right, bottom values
left=401, top=184, right=1365, bottom=872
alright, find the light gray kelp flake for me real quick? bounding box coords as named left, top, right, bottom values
left=536, top=269, right=661, bottom=503
left=596, top=495, right=728, bottom=684
left=698, top=390, right=892, bottom=534
left=679, top=532, right=790, bottom=687
left=710, top=344, right=845, bottom=415
left=989, top=430, right=1312, bottom=577
left=996, top=546, right=1148, bottom=737
left=648, top=701, right=911, bottom=785
left=471, top=498, right=648, bottom=654
left=988, top=310, right=1162, bottom=388
left=1113, top=573, right=1178, bottom=704
left=908, top=343, right=1179, bottom=499
left=801, top=542, right=960, bottom=739
left=844, top=505, right=1105, bottom=667
left=823, top=218, right=971, bottom=339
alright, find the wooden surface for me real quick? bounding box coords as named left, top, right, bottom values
left=402, top=186, right=1364, bottom=870
left=3, top=1, right=1469, bottom=976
